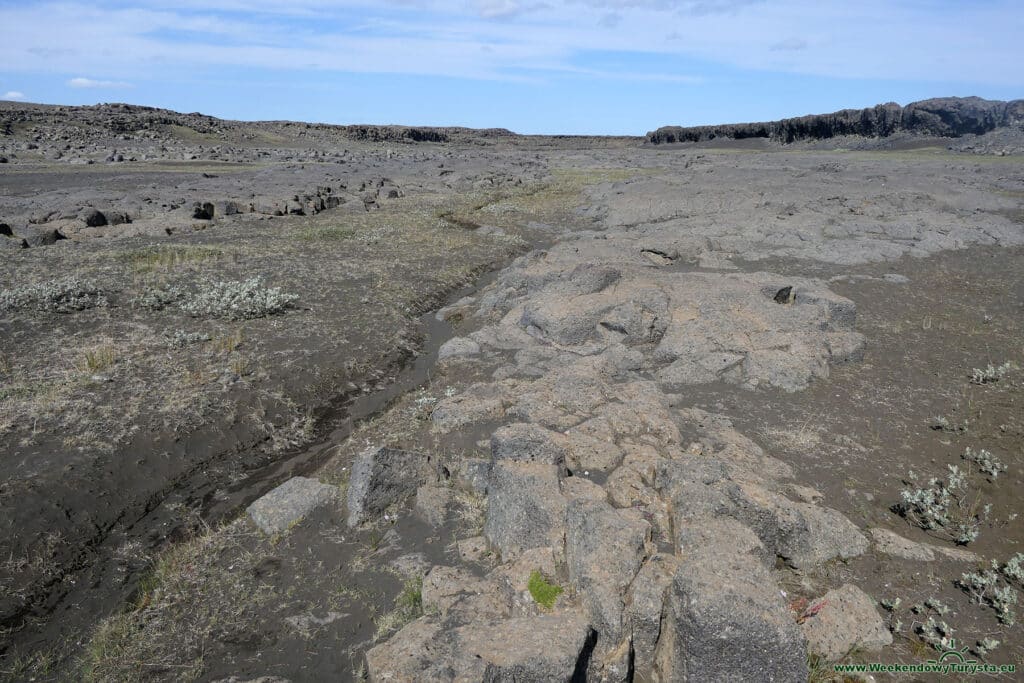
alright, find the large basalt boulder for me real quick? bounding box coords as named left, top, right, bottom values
left=655, top=540, right=808, bottom=682
left=366, top=612, right=596, bottom=682
left=800, top=584, right=892, bottom=661
left=79, top=207, right=107, bottom=227
left=725, top=481, right=869, bottom=569
left=431, top=382, right=506, bottom=433
left=565, top=499, right=649, bottom=654
left=437, top=336, right=480, bottom=361
left=16, top=225, right=63, bottom=247
left=625, top=553, right=681, bottom=677
left=657, top=457, right=867, bottom=568
left=484, top=460, right=567, bottom=560
left=346, top=446, right=437, bottom=527
left=1, top=235, right=27, bottom=250
left=490, top=422, right=568, bottom=470
left=246, top=477, right=340, bottom=535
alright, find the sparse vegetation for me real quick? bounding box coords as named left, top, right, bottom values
left=962, top=447, right=1007, bottom=478
left=958, top=561, right=1019, bottom=626
left=0, top=277, right=107, bottom=313
left=1004, top=552, right=1024, bottom=583
left=119, top=244, right=222, bottom=273
left=974, top=637, right=1000, bottom=657
left=298, top=225, right=356, bottom=241
left=896, top=465, right=989, bottom=544
left=970, top=361, right=1013, bottom=384
left=527, top=570, right=563, bottom=610
left=879, top=597, right=903, bottom=633
left=180, top=277, right=298, bottom=320
left=210, top=328, right=243, bottom=354
left=165, top=330, right=211, bottom=348
left=81, top=522, right=275, bottom=682
left=916, top=616, right=956, bottom=651
left=136, top=283, right=185, bottom=311
left=373, top=577, right=424, bottom=641
left=78, top=345, right=117, bottom=373
left=928, top=415, right=967, bottom=433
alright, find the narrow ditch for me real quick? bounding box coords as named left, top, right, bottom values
left=206, top=267, right=505, bottom=520
left=2, top=261, right=512, bottom=671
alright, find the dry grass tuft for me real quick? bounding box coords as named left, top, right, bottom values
left=78, top=345, right=118, bottom=373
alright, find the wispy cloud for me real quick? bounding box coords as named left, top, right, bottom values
left=3, top=91, right=27, bottom=101
left=68, top=77, right=133, bottom=88
left=770, top=37, right=807, bottom=51
left=0, top=0, right=1021, bottom=87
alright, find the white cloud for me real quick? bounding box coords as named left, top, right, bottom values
left=68, top=77, right=133, bottom=89
left=0, top=1, right=1021, bottom=87
left=3, top=91, right=27, bottom=101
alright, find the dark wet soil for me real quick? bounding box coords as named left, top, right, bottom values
left=0, top=210, right=522, bottom=675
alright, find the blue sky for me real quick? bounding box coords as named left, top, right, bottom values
left=1, top=0, right=1022, bottom=134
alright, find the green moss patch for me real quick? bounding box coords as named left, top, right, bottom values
left=528, top=570, right=563, bottom=610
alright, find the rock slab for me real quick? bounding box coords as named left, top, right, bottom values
left=347, top=446, right=435, bottom=527
left=800, top=584, right=893, bottom=661
left=247, top=477, right=339, bottom=535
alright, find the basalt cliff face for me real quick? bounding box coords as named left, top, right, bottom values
left=647, top=96, right=1024, bottom=144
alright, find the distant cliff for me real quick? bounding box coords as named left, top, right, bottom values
left=647, top=97, right=1024, bottom=144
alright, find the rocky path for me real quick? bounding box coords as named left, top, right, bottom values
left=361, top=201, right=878, bottom=681
left=352, top=152, right=1021, bottom=681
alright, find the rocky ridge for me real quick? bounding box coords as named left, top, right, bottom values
left=338, top=145, right=1022, bottom=680
left=358, top=248, right=879, bottom=679
left=648, top=96, right=1024, bottom=145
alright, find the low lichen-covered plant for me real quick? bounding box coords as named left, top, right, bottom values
left=929, top=415, right=967, bottom=433
left=1004, top=553, right=1024, bottom=583
left=962, top=447, right=1007, bottom=479
left=165, top=330, right=211, bottom=348
left=137, top=284, right=186, bottom=311
left=896, top=465, right=988, bottom=544
left=880, top=597, right=903, bottom=633
left=974, top=638, right=1000, bottom=657
left=916, top=616, right=955, bottom=651
left=180, top=277, right=298, bottom=320
left=911, top=596, right=962, bottom=652
left=528, top=570, right=563, bottom=610
left=958, top=561, right=1019, bottom=626
left=0, top=277, right=107, bottom=313
left=992, top=586, right=1018, bottom=626
left=970, top=362, right=1013, bottom=384
left=924, top=597, right=950, bottom=616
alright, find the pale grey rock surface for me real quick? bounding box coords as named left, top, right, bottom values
left=437, top=336, right=480, bottom=360
left=246, top=477, right=339, bottom=535
left=484, top=460, right=567, bottom=560
left=800, top=584, right=893, bottom=660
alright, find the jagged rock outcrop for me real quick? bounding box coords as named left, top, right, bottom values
left=648, top=96, right=1024, bottom=144
left=370, top=238, right=879, bottom=681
